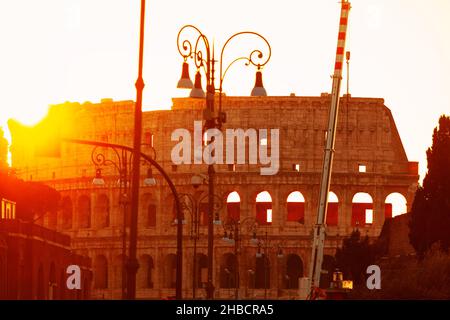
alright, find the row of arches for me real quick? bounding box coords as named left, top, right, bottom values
left=92, top=253, right=336, bottom=292
left=219, top=252, right=305, bottom=289
left=58, top=193, right=157, bottom=231
left=226, top=191, right=408, bottom=226
left=93, top=254, right=155, bottom=290
left=55, top=191, right=407, bottom=231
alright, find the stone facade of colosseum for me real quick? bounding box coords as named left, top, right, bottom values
left=8, top=94, right=419, bottom=299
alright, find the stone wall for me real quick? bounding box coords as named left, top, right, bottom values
left=8, top=95, right=419, bottom=299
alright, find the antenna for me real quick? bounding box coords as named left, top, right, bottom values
left=346, top=51, right=351, bottom=96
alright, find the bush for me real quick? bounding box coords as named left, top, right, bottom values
left=350, top=246, right=450, bottom=299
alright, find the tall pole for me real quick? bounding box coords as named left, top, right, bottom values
left=176, top=25, right=271, bottom=299
left=127, top=0, right=146, bottom=299
left=308, top=0, right=351, bottom=295
left=121, top=154, right=128, bottom=299
left=192, top=201, right=198, bottom=299
left=234, top=222, right=239, bottom=300
left=264, top=231, right=268, bottom=299
left=206, top=53, right=216, bottom=299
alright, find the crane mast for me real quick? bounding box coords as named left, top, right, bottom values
left=308, top=0, right=351, bottom=297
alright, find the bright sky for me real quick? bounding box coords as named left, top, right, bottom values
left=0, top=0, right=449, bottom=182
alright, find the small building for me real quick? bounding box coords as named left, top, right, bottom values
left=0, top=173, right=92, bottom=300
left=0, top=218, right=92, bottom=300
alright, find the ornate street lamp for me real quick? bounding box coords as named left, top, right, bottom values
left=64, top=137, right=183, bottom=300
left=143, top=167, right=157, bottom=187
left=221, top=217, right=259, bottom=299
left=179, top=190, right=223, bottom=299
left=176, top=24, right=271, bottom=299
left=92, top=168, right=105, bottom=186
left=90, top=143, right=154, bottom=299
left=251, top=230, right=285, bottom=299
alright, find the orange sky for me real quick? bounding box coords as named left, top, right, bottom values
left=0, top=0, right=449, bottom=181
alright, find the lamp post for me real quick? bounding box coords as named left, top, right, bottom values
left=91, top=146, right=134, bottom=299
left=222, top=217, right=258, bottom=299
left=64, top=138, right=183, bottom=299
left=90, top=144, right=157, bottom=299
left=176, top=25, right=271, bottom=299
left=86, top=0, right=154, bottom=300
left=128, top=0, right=146, bottom=300
left=253, top=230, right=284, bottom=299
left=179, top=189, right=223, bottom=299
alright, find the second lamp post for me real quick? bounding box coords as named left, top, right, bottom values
left=176, top=24, right=271, bottom=299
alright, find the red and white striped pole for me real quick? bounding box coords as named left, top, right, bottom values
left=308, top=0, right=351, bottom=298
left=334, top=1, right=351, bottom=76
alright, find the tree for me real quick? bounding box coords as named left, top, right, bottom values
left=0, top=127, right=8, bottom=171
left=410, top=115, right=450, bottom=258
left=335, top=229, right=376, bottom=286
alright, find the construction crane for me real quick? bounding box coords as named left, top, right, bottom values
left=308, top=0, right=351, bottom=299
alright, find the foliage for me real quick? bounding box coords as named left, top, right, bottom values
left=335, top=229, right=377, bottom=286
left=350, top=246, right=450, bottom=300
left=410, top=115, right=450, bottom=258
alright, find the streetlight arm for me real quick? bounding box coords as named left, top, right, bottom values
left=177, top=25, right=211, bottom=70
left=219, top=31, right=271, bottom=89
left=218, top=56, right=251, bottom=93
left=91, top=145, right=124, bottom=176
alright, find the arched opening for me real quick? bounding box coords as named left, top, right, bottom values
left=78, top=195, right=91, bottom=229
left=37, top=263, right=45, bottom=299
left=59, top=270, right=65, bottom=300
left=320, top=255, right=336, bottom=289
left=49, top=262, right=57, bottom=300
left=352, top=193, right=374, bottom=226
left=94, top=255, right=108, bottom=289
left=164, top=254, right=177, bottom=288
left=220, top=253, right=237, bottom=289
left=61, top=197, right=73, bottom=230
left=141, top=194, right=156, bottom=227
left=226, top=191, right=241, bottom=223
left=198, top=201, right=209, bottom=226
left=196, top=253, right=208, bottom=288
left=254, top=254, right=270, bottom=289
left=285, top=254, right=303, bottom=289
left=256, top=191, right=272, bottom=225
left=114, top=254, right=126, bottom=290
left=326, top=191, right=339, bottom=226
left=139, top=255, right=154, bottom=289
left=287, top=191, right=305, bottom=224
left=385, top=193, right=407, bottom=218
left=95, top=194, right=110, bottom=228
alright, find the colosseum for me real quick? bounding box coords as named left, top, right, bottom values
left=8, top=94, right=419, bottom=299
